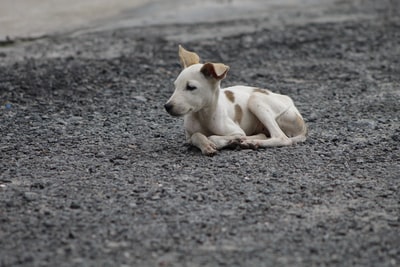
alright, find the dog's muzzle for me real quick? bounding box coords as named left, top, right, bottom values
left=164, top=102, right=187, bottom=116
left=164, top=102, right=176, bottom=116
left=164, top=103, right=185, bottom=117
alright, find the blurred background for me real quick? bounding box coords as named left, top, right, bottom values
left=0, top=0, right=335, bottom=40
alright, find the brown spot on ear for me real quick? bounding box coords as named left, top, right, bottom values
left=224, top=90, right=235, bottom=103
left=253, top=88, right=270, bottom=95
left=234, top=104, right=243, bottom=124
left=201, top=62, right=229, bottom=80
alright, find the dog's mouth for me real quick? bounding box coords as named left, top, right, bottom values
left=164, top=103, right=191, bottom=117
left=168, top=109, right=192, bottom=117
left=167, top=110, right=184, bottom=117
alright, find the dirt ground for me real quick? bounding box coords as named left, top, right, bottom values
left=0, top=0, right=399, bottom=266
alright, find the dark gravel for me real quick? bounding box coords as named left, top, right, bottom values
left=1, top=1, right=399, bottom=267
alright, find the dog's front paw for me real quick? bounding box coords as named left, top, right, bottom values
left=201, top=143, right=218, bottom=156
left=226, top=138, right=241, bottom=149
left=240, top=140, right=259, bottom=150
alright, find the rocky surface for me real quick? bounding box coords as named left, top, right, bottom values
left=0, top=1, right=399, bottom=266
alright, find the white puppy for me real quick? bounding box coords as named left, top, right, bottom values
left=165, top=46, right=307, bottom=156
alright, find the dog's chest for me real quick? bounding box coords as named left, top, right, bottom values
left=184, top=86, right=268, bottom=136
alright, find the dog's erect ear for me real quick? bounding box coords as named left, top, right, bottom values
left=200, top=62, right=230, bottom=80
left=179, top=45, right=200, bottom=68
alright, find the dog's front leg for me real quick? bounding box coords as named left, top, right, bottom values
left=190, top=132, right=218, bottom=156
left=208, top=135, right=243, bottom=150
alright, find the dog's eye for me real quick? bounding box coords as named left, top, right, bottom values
left=186, top=84, right=197, bottom=91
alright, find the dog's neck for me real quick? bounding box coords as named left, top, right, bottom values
left=194, top=82, right=222, bottom=121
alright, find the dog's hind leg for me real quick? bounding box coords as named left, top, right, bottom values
left=241, top=96, right=296, bottom=148
left=275, top=106, right=307, bottom=143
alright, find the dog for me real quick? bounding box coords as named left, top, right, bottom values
left=164, top=45, right=307, bottom=156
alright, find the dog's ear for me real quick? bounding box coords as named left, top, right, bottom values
left=200, top=62, right=230, bottom=80
left=179, top=45, right=200, bottom=68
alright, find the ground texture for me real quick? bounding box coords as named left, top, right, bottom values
left=0, top=1, right=399, bottom=266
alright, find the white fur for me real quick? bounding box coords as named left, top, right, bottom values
left=165, top=46, right=307, bottom=156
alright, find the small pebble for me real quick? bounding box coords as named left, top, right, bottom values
left=70, top=202, right=81, bottom=209
left=23, top=192, right=39, bottom=202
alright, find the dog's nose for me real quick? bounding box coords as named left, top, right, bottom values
left=164, top=103, right=173, bottom=113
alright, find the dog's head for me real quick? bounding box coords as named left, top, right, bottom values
left=164, top=45, right=229, bottom=116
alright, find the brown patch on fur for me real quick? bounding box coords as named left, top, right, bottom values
left=253, top=88, right=270, bottom=95
left=224, top=90, right=235, bottom=103
left=234, top=104, right=243, bottom=123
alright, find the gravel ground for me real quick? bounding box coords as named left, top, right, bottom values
left=1, top=1, right=399, bottom=266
